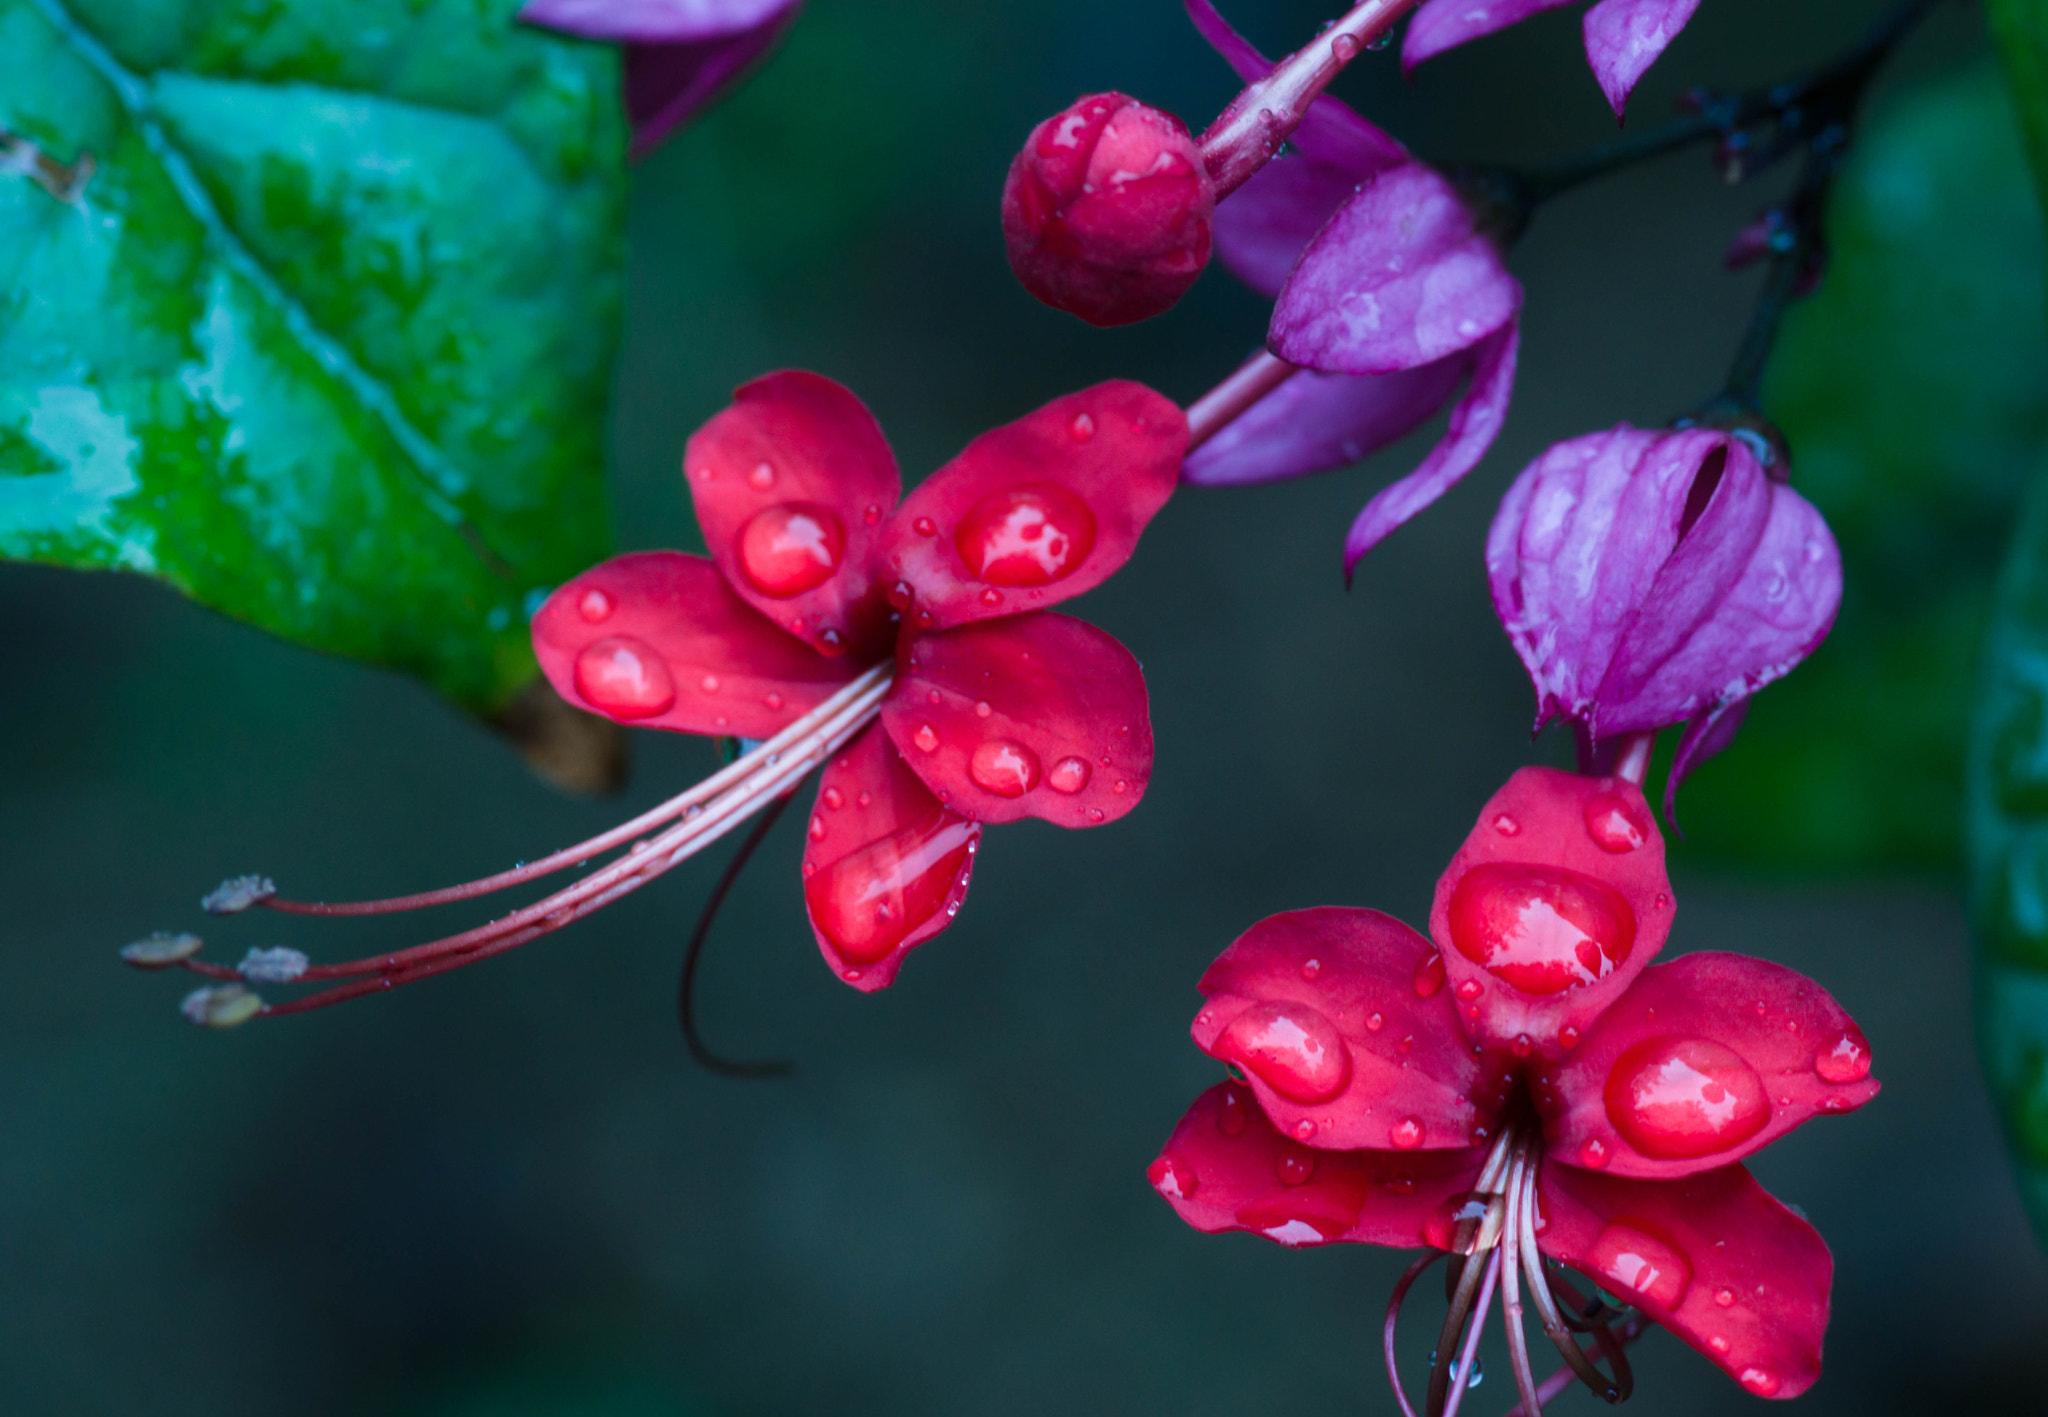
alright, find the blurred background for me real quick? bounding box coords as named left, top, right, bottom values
left=6, top=0, right=2046, bottom=1412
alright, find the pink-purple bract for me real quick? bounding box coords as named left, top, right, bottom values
left=1403, top=0, right=1705, bottom=118
left=1179, top=1, right=1523, bottom=578
left=1485, top=426, right=1842, bottom=816
left=520, top=0, right=806, bottom=159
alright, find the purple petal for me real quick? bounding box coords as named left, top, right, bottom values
left=1341, top=321, right=1519, bottom=572
left=1403, top=0, right=1579, bottom=72
left=1183, top=0, right=1409, bottom=174
left=1485, top=424, right=1680, bottom=725
left=1182, top=358, right=1466, bottom=487
left=1582, top=0, right=1702, bottom=117
left=520, top=0, right=796, bottom=41
left=1664, top=696, right=1751, bottom=828
left=1272, top=163, right=1519, bottom=374
left=1602, top=483, right=1841, bottom=731
left=1216, top=154, right=1384, bottom=298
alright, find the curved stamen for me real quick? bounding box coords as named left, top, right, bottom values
left=1544, top=1273, right=1636, bottom=1403
left=678, top=789, right=796, bottom=1078
left=259, top=667, right=890, bottom=916
left=1515, top=1180, right=1628, bottom=1404
left=1501, top=1316, right=1647, bottom=1417
left=1439, top=1249, right=1501, bottom=1417
left=1499, top=1148, right=1547, bottom=1417
left=196, top=673, right=892, bottom=1014
left=1429, top=1210, right=1503, bottom=1417
left=1384, top=1252, right=1444, bottom=1417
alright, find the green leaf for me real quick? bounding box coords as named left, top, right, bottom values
left=0, top=0, right=624, bottom=715
left=1680, top=61, right=2048, bottom=875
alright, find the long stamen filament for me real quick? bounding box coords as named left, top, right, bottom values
left=1438, top=1249, right=1500, bottom=1417
left=1500, top=1147, right=1547, bottom=1417
left=179, top=668, right=894, bottom=1015
left=1428, top=1208, right=1503, bottom=1417
left=1384, top=1252, right=1443, bottom=1417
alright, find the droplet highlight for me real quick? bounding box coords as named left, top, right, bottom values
left=804, top=814, right=978, bottom=964
left=1583, top=792, right=1650, bottom=853
left=1605, top=1037, right=1770, bottom=1160
left=968, top=738, right=1042, bottom=797
left=1446, top=862, right=1637, bottom=995
left=737, top=502, right=845, bottom=598
left=1215, top=1001, right=1352, bottom=1104
left=1047, top=756, right=1092, bottom=794
left=953, top=483, right=1098, bottom=586
left=1587, top=1220, right=1693, bottom=1310
left=573, top=637, right=675, bottom=719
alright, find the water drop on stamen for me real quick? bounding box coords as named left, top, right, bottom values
left=1331, top=31, right=1361, bottom=59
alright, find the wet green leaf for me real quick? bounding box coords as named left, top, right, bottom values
left=0, top=0, right=624, bottom=714
left=1680, top=61, right=2048, bottom=875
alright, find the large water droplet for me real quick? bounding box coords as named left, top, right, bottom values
left=1584, top=793, right=1649, bottom=853
left=1604, top=1037, right=1770, bottom=1159
left=953, top=484, right=1098, bottom=586
left=1047, top=755, right=1092, bottom=793
left=573, top=637, right=675, bottom=718
left=804, top=815, right=977, bottom=964
left=1813, top=1025, right=1871, bottom=1084
left=1422, top=1192, right=1492, bottom=1252
left=1233, top=1172, right=1371, bottom=1246
left=1446, top=863, right=1637, bottom=995
left=968, top=738, right=1042, bottom=797
left=1413, top=951, right=1446, bottom=998
left=1738, top=1369, right=1781, bottom=1397
left=1587, top=1220, right=1693, bottom=1310
left=1148, top=1153, right=1198, bottom=1199
left=738, top=502, right=846, bottom=597
left=1275, top=1146, right=1316, bottom=1186
left=1215, top=1001, right=1352, bottom=1104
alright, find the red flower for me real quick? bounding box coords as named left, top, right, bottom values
left=1149, top=767, right=1876, bottom=1412
left=533, top=371, right=1186, bottom=990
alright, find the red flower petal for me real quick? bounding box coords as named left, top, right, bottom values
left=1191, top=908, right=1503, bottom=1152
left=684, top=370, right=902, bottom=657
left=883, top=613, right=1152, bottom=827
left=800, top=723, right=981, bottom=993
left=1149, top=1082, right=1486, bottom=1249
left=1544, top=951, right=1879, bottom=1179
left=1428, top=767, right=1674, bottom=1059
left=532, top=551, right=859, bottom=737
left=1540, top=1160, right=1832, bottom=1399
left=874, top=381, right=1186, bottom=632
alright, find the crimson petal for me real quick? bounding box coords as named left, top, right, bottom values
left=1545, top=951, right=1879, bottom=1180
left=1540, top=1160, right=1832, bottom=1399
left=875, top=382, right=1185, bottom=632
left=1150, top=1082, right=1487, bottom=1248
left=1192, top=908, right=1500, bottom=1152
left=1428, top=767, right=1674, bottom=1058
left=684, top=370, right=901, bottom=658
left=800, top=723, right=980, bottom=993
left=883, top=613, right=1151, bottom=827
left=532, top=551, right=858, bottom=737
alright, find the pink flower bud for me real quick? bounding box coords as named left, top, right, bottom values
left=1002, top=93, right=1215, bottom=327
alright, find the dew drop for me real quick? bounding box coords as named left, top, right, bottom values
left=954, top=484, right=1098, bottom=586
left=1813, top=1025, right=1871, bottom=1084
left=808, top=815, right=826, bottom=841
left=748, top=460, right=775, bottom=490
left=1559, top=1024, right=1582, bottom=1050
left=804, top=815, right=978, bottom=964
left=912, top=723, right=940, bottom=753
left=573, top=637, right=676, bottom=718
left=887, top=580, right=915, bottom=610
left=700, top=674, right=720, bottom=694
left=823, top=787, right=845, bottom=811
left=979, top=587, right=1003, bottom=606
left=1604, top=1037, right=1770, bottom=1159
left=1584, top=792, right=1650, bottom=853
left=1366, top=1011, right=1385, bottom=1032
left=1709, top=1335, right=1731, bottom=1355
left=763, top=691, right=785, bottom=710
left=1456, top=979, right=1483, bottom=1001
left=1300, top=957, right=1323, bottom=981
left=1148, top=1153, right=1198, bottom=1199
left=1217, top=1086, right=1250, bottom=1136
left=1446, top=862, right=1637, bottom=995
left=1423, top=1192, right=1492, bottom=1252
left=857, top=791, right=872, bottom=807
left=1492, top=813, right=1520, bottom=836
left=1389, top=1116, right=1425, bottom=1149
left=973, top=699, right=992, bottom=718
left=1047, top=756, right=1092, bottom=793
left=1413, top=951, right=1446, bottom=998
left=1367, top=27, right=1393, bottom=49
left=1291, top=1119, right=1317, bottom=1142
left=1511, top=1033, right=1533, bottom=1058
left=1579, top=1137, right=1610, bottom=1169
left=737, top=503, right=845, bottom=597
left=1331, top=31, right=1361, bottom=59
left=577, top=587, right=613, bottom=622
left=968, top=738, right=1042, bottom=797
left=1086, top=807, right=1105, bottom=822
left=864, top=503, right=882, bottom=525
left=1276, top=1146, right=1316, bottom=1184
left=842, top=967, right=862, bottom=981
left=913, top=516, right=938, bottom=537
left=1739, top=1369, right=1781, bottom=1398
left=1715, top=1287, right=1736, bottom=1308
left=1588, top=1220, right=1693, bottom=1310
left=1069, top=412, right=1096, bottom=441
left=1215, top=1001, right=1352, bottom=1103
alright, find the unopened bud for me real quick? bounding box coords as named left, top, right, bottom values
left=202, top=874, right=276, bottom=914
left=180, top=983, right=264, bottom=1028
left=238, top=946, right=309, bottom=983
left=120, top=932, right=204, bottom=969
left=1002, top=92, right=1214, bottom=327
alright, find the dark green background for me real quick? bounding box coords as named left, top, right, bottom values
left=5, top=0, right=2043, bottom=1412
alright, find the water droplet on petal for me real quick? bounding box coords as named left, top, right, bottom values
left=1148, top=1153, right=1198, bottom=1199
left=763, top=691, right=785, bottom=710
left=1715, top=1287, right=1736, bottom=1308
left=1300, top=958, right=1322, bottom=981
left=1492, top=813, right=1520, bottom=836
left=1423, top=1192, right=1492, bottom=1252
left=1579, top=1137, right=1610, bottom=1169
left=1813, top=1025, right=1871, bottom=1083
left=973, top=700, right=992, bottom=718
left=748, top=461, right=775, bottom=489
left=1389, top=1116, right=1425, bottom=1149
left=1366, top=1011, right=1385, bottom=1032
left=1217, top=1086, right=1250, bottom=1136
left=737, top=503, right=845, bottom=597
left=1069, top=412, right=1096, bottom=442
left=913, top=516, right=937, bottom=537
left=700, top=674, right=720, bottom=695
left=577, top=587, right=613, bottom=622
left=1584, top=792, right=1650, bottom=852
left=1413, top=951, right=1446, bottom=998
left=912, top=723, right=940, bottom=753
left=1291, top=1119, right=1317, bottom=1141
left=804, top=815, right=979, bottom=964
left=1447, top=863, right=1637, bottom=994
left=1605, top=1037, right=1770, bottom=1159
left=574, top=637, right=676, bottom=718
left=1511, top=1033, right=1533, bottom=1058
left=1276, top=1145, right=1316, bottom=1184
left=1046, top=756, right=1092, bottom=794
left=954, top=484, right=1098, bottom=586
left=1739, top=1369, right=1781, bottom=1398
left=808, top=815, right=826, bottom=841
left=1559, top=1024, right=1582, bottom=1049
left=864, top=503, right=882, bottom=525
left=1588, top=1220, right=1693, bottom=1310
left=1216, top=1001, right=1352, bottom=1103
left=968, top=738, right=1042, bottom=797
left=1709, top=1335, right=1731, bottom=1355
left=1456, top=979, right=1483, bottom=1001
left=979, top=587, right=1003, bottom=606
left=1086, top=807, right=1105, bottom=822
